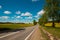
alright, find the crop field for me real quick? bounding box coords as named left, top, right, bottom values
left=0, top=23, right=33, bottom=29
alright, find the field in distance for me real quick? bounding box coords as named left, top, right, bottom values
left=0, top=23, right=33, bottom=29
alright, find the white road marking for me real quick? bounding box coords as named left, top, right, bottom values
left=0, top=31, right=20, bottom=38
left=25, top=27, right=37, bottom=40
left=0, top=26, right=38, bottom=40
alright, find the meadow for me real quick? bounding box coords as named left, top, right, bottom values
left=0, top=23, right=33, bottom=29
left=42, top=23, right=60, bottom=38
left=45, top=23, right=60, bottom=27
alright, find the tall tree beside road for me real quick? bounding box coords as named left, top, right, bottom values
left=44, top=0, right=60, bottom=27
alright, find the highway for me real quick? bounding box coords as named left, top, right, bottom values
left=0, top=25, right=38, bottom=40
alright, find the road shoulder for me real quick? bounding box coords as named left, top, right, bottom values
left=29, top=27, right=45, bottom=40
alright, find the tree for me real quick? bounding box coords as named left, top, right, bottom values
left=38, top=12, right=48, bottom=26
left=44, top=0, right=60, bottom=27
left=33, top=20, right=37, bottom=25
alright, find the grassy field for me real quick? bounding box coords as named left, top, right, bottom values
left=45, top=23, right=60, bottom=27
left=0, top=23, right=33, bottom=29
left=42, top=23, right=60, bottom=38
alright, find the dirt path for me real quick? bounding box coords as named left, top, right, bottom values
left=29, top=27, right=44, bottom=40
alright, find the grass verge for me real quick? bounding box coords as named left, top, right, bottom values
left=42, top=26, right=60, bottom=39
left=44, top=22, right=60, bottom=38
left=39, top=27, right=50, bottom=40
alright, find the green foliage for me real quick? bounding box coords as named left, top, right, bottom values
left=38, top=12, right=48, bottom=25
left=38, top=0, right=60, bottom=27
left=33, top=20, right=37, bottom=25
left=43, top=26, right=60, bottom=38
left=45, top=0, right=60, bottom=27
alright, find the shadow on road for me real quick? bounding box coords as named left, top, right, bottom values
left=0, top=28, right=25, bottom=34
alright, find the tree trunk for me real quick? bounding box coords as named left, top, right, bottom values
left=52, top=17, right=55, bottom=27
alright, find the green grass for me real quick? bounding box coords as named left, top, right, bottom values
left=45, top=23, right=60, bottom=27
left=42, top=26, right=60, bottom=39
left=0, top=24, right=33, bottom=29
left=43, top=23, right=60, bottom=38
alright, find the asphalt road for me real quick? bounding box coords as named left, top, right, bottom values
left=0, top=25, right=38, bottom=40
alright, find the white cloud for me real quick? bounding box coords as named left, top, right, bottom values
left=24, top=16, right=33, bottom=20
left=16, top=16, right=21, bottom=18
left=0, top=17, right=1, bottom=19
left=1, top=16, right=9, bottom=19
left=16, top=11, right=21, bottom=14
left=21, top=13, right=25, bottom=16
left=11, top=17, right=14, bottom=18
left=34, top=9, right=45, bottom=18
left=0, top=5, right=2, bottom=9
left=32, top=0, right=39, bottom=2
left=34, top=16, right=38, bottom=18
left=11, top=16, right=22, bottom=19
left=37, top=9, right=45, bottom=16
left=21, top=12, right=32, bottom=16
left=4, top=11, right=11, bottom=14
left=13, top=19, right=20, bottom=23
left=28, top=16, right=32, bottom=19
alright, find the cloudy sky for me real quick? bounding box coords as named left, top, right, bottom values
left=0, top=0, right=45, bottom=23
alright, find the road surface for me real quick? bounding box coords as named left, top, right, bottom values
left=0, top=25, right=38, bottom=40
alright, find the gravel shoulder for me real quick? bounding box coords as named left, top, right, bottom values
left=30, top=27, right=45, bottom=40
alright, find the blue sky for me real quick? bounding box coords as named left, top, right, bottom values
left=0, top=0, right=45, bottom=23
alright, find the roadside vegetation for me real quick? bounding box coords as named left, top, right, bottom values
left=42, top=26, right=60, bottom=38
left=0, top=23, right=33, bottom=29
left=39, top=22, right=60, bottom=39
left=38, top=0, right=60, bottom=39
left=44, top=22, right=60, bottom=38
left=40, top=27, right=50, bottom=40
left=38, top=0, right=60, bottom=27
left=33, top=20, right=37, bottom=25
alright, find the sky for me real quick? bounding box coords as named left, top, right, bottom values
left=0, top=0, right=45, bottom=23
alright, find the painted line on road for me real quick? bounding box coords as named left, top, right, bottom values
left=0, top=31, right=20, bottom=38
left=25, top=27, right=37, bottom=40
